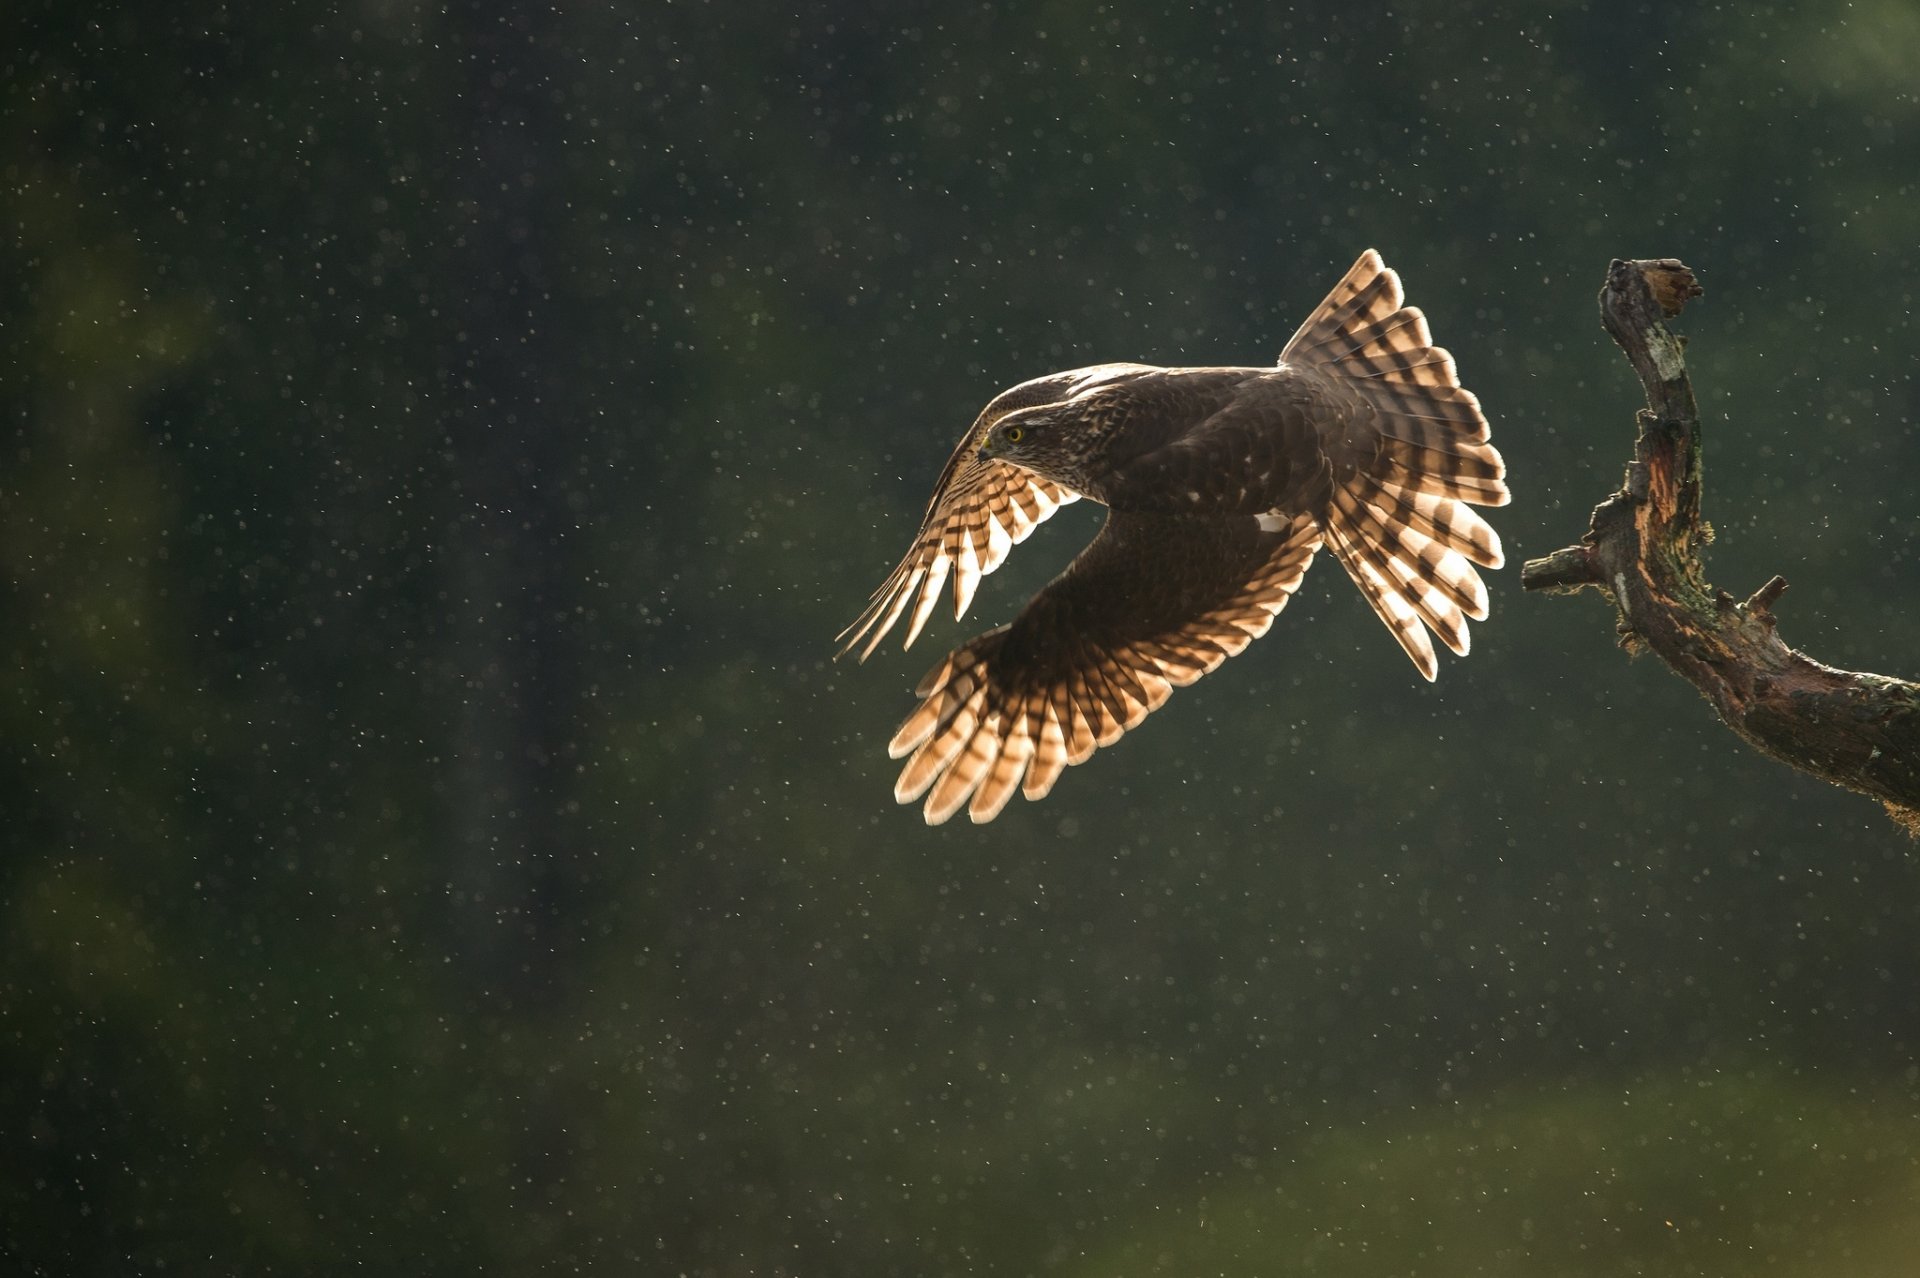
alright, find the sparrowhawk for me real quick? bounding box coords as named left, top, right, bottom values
left=839, top=250, right=1508, bottom=824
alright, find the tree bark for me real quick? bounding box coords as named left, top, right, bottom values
left=1519, top=258, right=1920, bottom=831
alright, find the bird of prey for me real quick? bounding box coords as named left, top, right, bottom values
left=838, top=250, right=1507, bottom=825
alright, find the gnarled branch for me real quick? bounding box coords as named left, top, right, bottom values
left=1520, top=258, right=1920, bottom=830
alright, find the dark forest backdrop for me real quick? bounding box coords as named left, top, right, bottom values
left=8, top=1, right=1920, bottom=1273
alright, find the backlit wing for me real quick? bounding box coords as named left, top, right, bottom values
left=889, top=512, right=1323, bottom=824
left=838, top=364, right=1167, bottom=662
left=836, top=448, right=1079, bottom=661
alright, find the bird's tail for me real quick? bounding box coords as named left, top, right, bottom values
left=1279, top=250, right=1509, bottom=680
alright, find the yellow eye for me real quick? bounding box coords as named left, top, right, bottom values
left=1004, top=425, right=1024, bottom=443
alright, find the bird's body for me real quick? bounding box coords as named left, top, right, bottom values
left=839, top=251, right=1508, bottom=824
left=997, top=364, right=1350, bottom=514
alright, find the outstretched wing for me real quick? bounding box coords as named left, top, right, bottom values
left=889, top=511, right=1323, bottom=825
left=835, top=450, right=1080, bottom=661
left=838, top=363, right=1161, bottom=661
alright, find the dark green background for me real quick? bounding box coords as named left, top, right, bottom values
left=9, top=1, right=1920, bottom=1273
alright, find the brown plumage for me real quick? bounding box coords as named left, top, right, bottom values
left=838, top=250, right=1509, bottom=824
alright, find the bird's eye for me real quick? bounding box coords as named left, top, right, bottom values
left=1004, top=425, right=1024, bottom=443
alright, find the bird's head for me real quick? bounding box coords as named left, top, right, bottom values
left=977, top=406, right=1073, bottom=471
left=969, top=362, right=1148, bottom=489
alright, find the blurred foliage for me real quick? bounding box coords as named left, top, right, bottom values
left=5, top=0, right=1920, bottom=1273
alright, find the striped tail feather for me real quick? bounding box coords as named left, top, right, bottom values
left=1285, top=249, right=1509, bottom=679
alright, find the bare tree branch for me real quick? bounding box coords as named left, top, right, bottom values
left=1520, top=258, right=1920, bottom=831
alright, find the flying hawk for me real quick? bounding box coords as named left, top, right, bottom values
left=839, top=250, right=1508, bottom=824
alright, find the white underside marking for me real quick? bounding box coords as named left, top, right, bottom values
left=1256, top=511, right=1288, bottom=532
